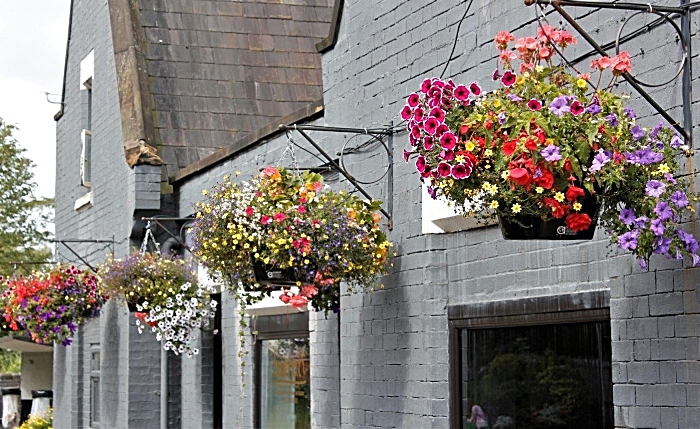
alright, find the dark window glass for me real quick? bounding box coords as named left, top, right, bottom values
left=460, top=321, right=612, bottom=429
left=259, top=337, right=310, bottom=429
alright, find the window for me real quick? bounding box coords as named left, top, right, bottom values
left=254, top=312, right=310, bottom=429
left=449, top=291, right=613, bottom=429
left=90, top=345, right=100, bottom=428
left=79, top=50, right=94, bottom=189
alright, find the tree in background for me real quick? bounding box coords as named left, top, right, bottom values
left=0, top=118, right=53, bottom=374
left=0, top=118, right=53, bottom=277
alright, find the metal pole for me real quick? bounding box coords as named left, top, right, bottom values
left=280, top=124, right=393, bottom=135
left=681, top=0, right=693, bottom=149
left=524, top=0, right=686, bottom=14
left=387, top=121, right=394, bottom=230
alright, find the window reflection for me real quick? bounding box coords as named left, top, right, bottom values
left=461, top=321, right=612, bottom=429
left=259, top=337, right=310, bottom=429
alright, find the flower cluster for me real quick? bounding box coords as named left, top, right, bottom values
left=0, top=266, right=106, bottom=346
left=99, top=252, right=216, bottom=356
left=402, top=25, right=698, bottom=267
left=191, top=166, right=392, bottom=312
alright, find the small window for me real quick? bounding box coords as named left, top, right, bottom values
left=90, top=346, right=100, bottom=428
left=81, top=129, right=92, bottom=187
left=254, top=312, right=310, bottom=429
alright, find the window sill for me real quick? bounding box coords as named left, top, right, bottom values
left=74, top=191, right=93, bottom=211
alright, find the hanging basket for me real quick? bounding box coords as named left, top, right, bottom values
left=498, top=198, right=601, bottom=240
left=252, top=263, right=299, bottom=286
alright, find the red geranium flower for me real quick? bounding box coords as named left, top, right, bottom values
left=566, top=213, right=592, bottom=232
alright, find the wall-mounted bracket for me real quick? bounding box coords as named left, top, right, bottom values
left=525, top=0, right=694, bottom=149
left=279, top=124, right=395, bottom=230
left=52, top=238, right=116, bottom=272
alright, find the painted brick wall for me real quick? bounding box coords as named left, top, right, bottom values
left=173, top=2, right=700, bottom=429
left=53, top=0, right=165, bottom=427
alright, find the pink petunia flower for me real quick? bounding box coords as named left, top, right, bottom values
left=437, top=162, right=452, bottom=177
left=430, top=107, right=446, bottom=123
left=440, top=132, right=457, bottom=150
left=501, top=70, right=516, bottom=87
left=273, top=212, right=286, bottom=223
left=245, top=206, right=254, bottom=216
left=424, top=117, right=439, bottom=135
left=469, top=82, right=482, bottom=96
left=407, top=93, right=420, bottom=107
left=454, top=84, right=470, bottom=100
left=400, top=105, right=413, bottom=120
left=261, top=215, right=271, bottom=225
left=527, top=98, right=542, bottom=111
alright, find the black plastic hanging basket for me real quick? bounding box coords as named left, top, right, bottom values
left=498, top=198, right=600, bottom=240
left=252, top=263, right=300, bottom=286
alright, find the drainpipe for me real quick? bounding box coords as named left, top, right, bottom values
left=161, top=347, right=167, bottom=429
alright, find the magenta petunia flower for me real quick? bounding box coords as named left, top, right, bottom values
left=416, top=155, right=427, bottom=172
left=492, top=68, right=501, bottom=80
left=421, top=78, right=433, bottom=93
left=423, top=136, right=434, bottom=150
left=469, top=82, right=482, bottom=96
left=403, top=149, right=412, bottom=162
left=430, top=107, right=446, bottom=123
left=501, top=70, right=516, bottom=87
left=437, top=162, right=452, bottom=177
left=454, top=84, right=470, bottom=101
left=527, top=98, right=542, bottom=111
left=411, top=125, right=421, bottom=139
left=407, top=93, right=420, bottom=107
left=451, top=162, right=473, bottom=179
left=414, top=107, right=425, bottom=122
left=440, top=132, right=457, bottom=150
left=436, top=123, right=450, bottom=136
left=440, top=150, right=455, bottom=161
left=570, top=100, right=584, bottom=115
left=400, top=105, right=413, bottom=120
left=424, top=117, right=439, bottom=135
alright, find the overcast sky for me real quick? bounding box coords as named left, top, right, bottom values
left=0, top=1, right=70, bottom=199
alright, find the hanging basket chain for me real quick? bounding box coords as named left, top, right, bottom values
left=139, top=220, right=161, bottom=255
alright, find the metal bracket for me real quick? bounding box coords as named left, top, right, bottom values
left=52, top=239, right=116, bottom=272
left=140, top=217, right=195, bottom=255
left=279, top=124, right=395, bottom=230
left=525, top=0, right=693, bottom=149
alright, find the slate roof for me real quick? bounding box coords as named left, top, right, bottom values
left=136, top=0, right=334, bottom=171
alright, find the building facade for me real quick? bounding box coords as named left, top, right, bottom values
left=53, top=0, right=700, bottom=428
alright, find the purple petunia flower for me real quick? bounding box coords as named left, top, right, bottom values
left=624, top=107, right=636, bottom=119
left=497, top=111, right=506, bottom=124
left=427, top=186, right=437, bottom=199
left=650, top=218, right=665, bottom=236
left=540, top=144, right=562, bottom=162
left=651, top=122, right=664, bottom=138
left=654, top=201, right=674, bottom=221
left=663, top=173, right=677, bottom=185
left=586, top=103, right=602, bottom=115
left=630, top=124, right=645, bottom=140
left=654, top=237, right=672, bottom=255
left=590, top=150, right=611, bottom=172
left=670, top=190, right=689, bottom=208
left=618, top=230, right=640, bottom=250
left=671, top=134, right=684, bottom=148
left=548, top=95, right=571, bottom=116
left=633, top=216, right=649, bottom=229
left=619, top=208, right=636, bottom=226
left=638, top=258, right=648, bottom=269
left=507, top=93, right=523, bottom=102
left=677, top=230, right=700, bottom=253
left=645, top=180, right=666, bottom=197
left=624, top=147, right=663, bottom=165
left=606, top=113, right=618, bottom=127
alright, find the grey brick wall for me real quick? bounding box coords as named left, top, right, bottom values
left=53, top=0, right=700, bottom=427
left=53, top=0, right=165, bottom=426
